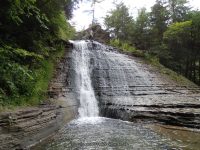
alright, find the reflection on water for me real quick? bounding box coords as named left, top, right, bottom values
left=151, top=125, right=200, bottom=150
left=33, top=117, right=180, bottom=150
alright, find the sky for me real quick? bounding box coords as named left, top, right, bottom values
left=70, top=0, right=200, bottom=31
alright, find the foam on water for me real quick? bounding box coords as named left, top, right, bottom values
left=73, top=41, right=99, bottom=117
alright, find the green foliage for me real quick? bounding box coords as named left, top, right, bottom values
left=164, top=21, right=192, bottom=39
left=104, top=3, right=134, bottom=41
left=135, top=8, right=150, bottom=30
left=104, top=0, right=200, bottom=85
left=150, top=0, right=169, bottom=46
left=8, top=0, right=48, bottom=27
left=0, top=0, right=77, bottom=107
left=29, top=44, right=65, bottom=106
left=110, top=39, right=136, bottom=52
left=134, top=8, right=151, bottom=50
left=53, top=11, right=76, bottom=40
left=0, top=45, right=42, bottom=102
left=110, top=39, right=145, bottom=57
left=110, top=39, right=120, bottom=47
left=168, top=0, right=190, bottom=22
left=163, top=19, right=200, bottom=84
left=164, top=21, right=192, bottom=57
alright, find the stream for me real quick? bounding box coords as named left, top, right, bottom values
left=32, top=41, right=200, bottom=150
left=33, top=117, right=180, bottom=150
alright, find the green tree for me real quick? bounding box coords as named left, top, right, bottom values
left=190, top=11, right=200, bottom=84
left=164, top=21, right=193, bottom=78
left=150, top=0, right=169, bottom=45
left=0, top=0, right=77, bottom=106
left=134, top=8, right=151, bottom=50
left=104, top=3, right=134, bottom=41
left=168, top=0, right=190, bottom=22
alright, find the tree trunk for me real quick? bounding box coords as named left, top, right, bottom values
left=193, top=57, right=196, bottom=83
left=189, top=59, right=192, bottom=80
left=199, top=58, right=200, bottom=85
left=185, top=57, right=189, bottom=78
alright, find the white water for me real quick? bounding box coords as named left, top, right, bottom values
left=73, top=41, right=99, bottom=117
left=33, top=41, right=187, bottom=150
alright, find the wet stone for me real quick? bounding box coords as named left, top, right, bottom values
left=81, top=41, right=200, bottom=129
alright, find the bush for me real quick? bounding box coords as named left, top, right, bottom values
left=0, top=0, right=76, bottom=108
left=110, top=39, right=136, bottom=52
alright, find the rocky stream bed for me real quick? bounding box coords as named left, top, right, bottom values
left=0, top=41, right=200, bottom=149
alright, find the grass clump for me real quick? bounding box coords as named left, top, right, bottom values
left=110, top=39, right=145, bottom=57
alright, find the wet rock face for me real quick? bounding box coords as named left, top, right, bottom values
left=0, top=106, right=61, bottom=150
left=48, top=46, right=75, bottom=99
left=0, top=46, right=78, bottom=150
left=88, top=42, right=200, bottom=129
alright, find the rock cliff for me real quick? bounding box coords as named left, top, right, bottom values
left=0, top=45, right=78, bottom=150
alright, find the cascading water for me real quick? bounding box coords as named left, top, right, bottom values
left=72, top=41, right=99, bottom=117
left=71, top=40, right=152, bottom=117
left=33, top=41, right=189, bottom=150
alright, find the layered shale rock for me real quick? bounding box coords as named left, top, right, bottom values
left=0, top=106, right=61, bottom=150
left=88, top=42, right=200, bottom=128
left=0, top=44, right=78, bottom=150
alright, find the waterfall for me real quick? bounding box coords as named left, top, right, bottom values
left=72, top=41, right=99, bottom=117
left=71, top=40, right=152, bottom=118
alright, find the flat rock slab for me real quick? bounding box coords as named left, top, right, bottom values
left=0, top=105, right=61, bottom=150
left=88, top=42, right=200, bottom=128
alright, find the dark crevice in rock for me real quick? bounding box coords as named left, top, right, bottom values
left=104, top=102, right=200, bottom=109
left=100, top=106, right=200, bottom=129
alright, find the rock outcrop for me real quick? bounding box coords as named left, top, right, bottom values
left=0, top=106, right=61, bottom=150
left=0, top=45, right=78, bottom=150
left=1, top=40, right=200, bottom=149
left=75, top=24, right=110, bottom=43
left=89, top=42, right=200, bottom=129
